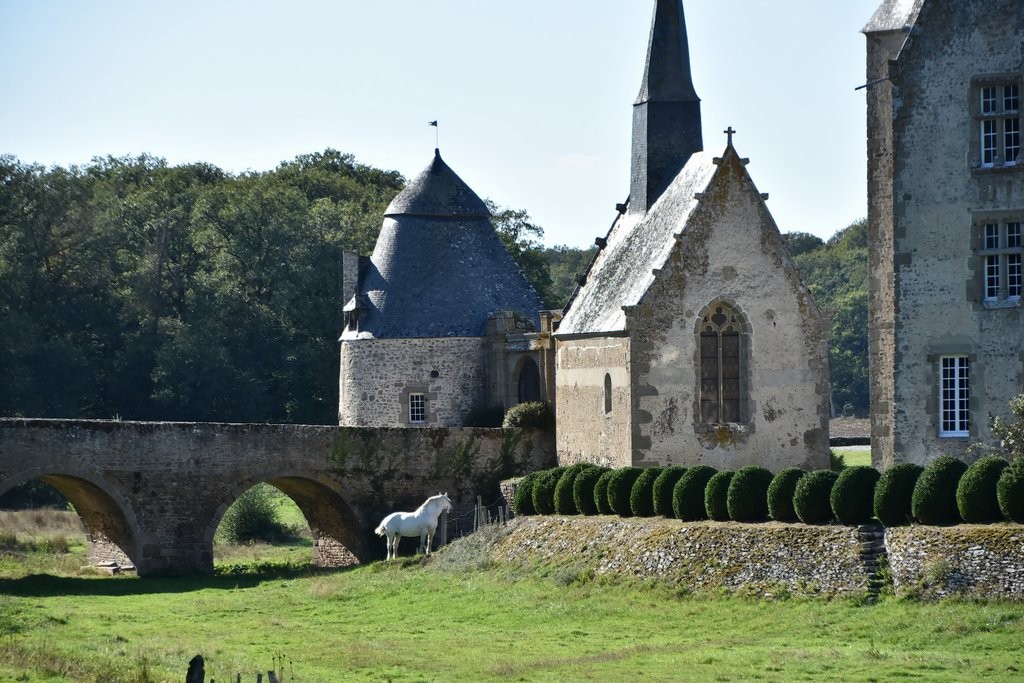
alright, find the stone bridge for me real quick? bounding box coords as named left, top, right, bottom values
left=0, top=419, right=553, bottom=576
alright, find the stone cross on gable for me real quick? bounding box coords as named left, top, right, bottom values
left=724, top=126, right=736, bottom=146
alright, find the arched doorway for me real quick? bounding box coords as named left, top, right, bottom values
left=516, top=356, right=541, bottom=404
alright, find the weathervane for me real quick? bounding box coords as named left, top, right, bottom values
left=428, top=120, right=438, bottom=149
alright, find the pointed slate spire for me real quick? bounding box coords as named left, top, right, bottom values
left=630, top=0, right=703, bottom=215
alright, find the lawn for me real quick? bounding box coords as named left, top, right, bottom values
left=1, top=522, right=1023, bottom=682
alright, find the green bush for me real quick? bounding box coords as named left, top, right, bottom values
left=502, top=401, right=553, bottom=430
left=673, top=465, right=718, bottom=521
left=793, top=470, right=839, bottom=524
left=997, top=457, right=1024, bottom=523
left=725, top=466, right=773, bottom=522
left=531, top=467, right=565, bottom=515
left=767, top=468, right=804, bottom=522
left=704, top=471, right=734, bottom=522
left=911, top=456, right=967, bottom=525
left=608, top=468, right=643, bottom=517
left=512, top=472, right=539, bottom=516
left=629, top=467, right=664, bottom=517
left=554, top=463, right=593, bottom=515
left=652, top=466, right=687, bottom=517
left=873, top=463, right=924, bottom=527
left=957, top=456, right=1009, bottom=523
left=830, top=466, right=881, bottom=525
left=573, top=466, right=609, bottom=516
left=220, top=484, right=289, bottom=543
left=594, top=469, right=616, bottom=515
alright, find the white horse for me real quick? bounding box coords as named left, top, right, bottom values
left=374, top=493, right=453, bottom=560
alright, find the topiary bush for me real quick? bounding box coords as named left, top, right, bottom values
left=830, top=466, right=881, bottom=525
left=652, top=466, right=687, bottom=517
left=704, top=471, right=735, bottom=522
left=594, top=469, right=617, bottom=515
left=573, top=466, right=609, bottom=516
left=673, top=465, right=718, bottom=521
left=629, top=467, right=663, bottom=517
left=767, top=468, right=805, bottom=522
left=553, top=463, right=594, bottom=515
left=512, top=471, right=540, bottom=516
left=911, top=456, right=967, bottom=525
left=608, top=467, right=644, bottom=517
left=957, top=456, right=1009, bottom=523
left=793, top=469, right=839, bottom=524
left=997, top=456, right=1024, bottom=523
left=531, top=467, right=565, bottom=515
left=502, top=401, right=553, bottom=430
left=725, top=466, right=773, bottom=522
left=873, top=463, right=924, bottom=527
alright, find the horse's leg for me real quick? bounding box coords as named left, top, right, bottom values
left=387, top=532, right=396, bottom=560
left=425, top=528, right=434, bottom=556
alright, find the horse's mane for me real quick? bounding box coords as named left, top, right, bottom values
left=416, top=493, right=449, bottom=513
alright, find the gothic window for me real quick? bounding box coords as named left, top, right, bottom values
left=938, top=356, right=970, bottom=437
left=973, top=78, right=1021, bottom=169
left=408, top=393, right=426, bottom=424
left=979, top=221, right=1022, bottom=303
left=603, top=373, right=612, bottom=415
left=699, top=303, right=744, bottom=424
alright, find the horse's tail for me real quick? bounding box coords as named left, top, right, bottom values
left=374, top=522, right=387, bottom=536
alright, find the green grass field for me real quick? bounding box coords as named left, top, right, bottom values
left=2, top=509, right=1023, bottom=682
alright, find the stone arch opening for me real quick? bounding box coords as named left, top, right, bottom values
left=514, top=355, right=541, bottom=404
left=206, top=476, right=369, bottom=569
left=0, top=472, right=138, bottom=571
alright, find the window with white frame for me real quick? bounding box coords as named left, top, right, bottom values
left=939, top=355, right=970, bottom=437
left=980, top=221, right=1022, bottom=302
left=408, top=393, right=426, bottom=424
left=977, top=81, right=1021, bottom=168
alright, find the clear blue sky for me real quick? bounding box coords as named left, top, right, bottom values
left=1, top=0, right=879, bottom=248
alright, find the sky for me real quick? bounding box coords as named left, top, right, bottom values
left=1, top=0, right=881, bottom=248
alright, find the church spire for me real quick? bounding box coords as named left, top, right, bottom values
left=629, top=0, right=703, bottom=215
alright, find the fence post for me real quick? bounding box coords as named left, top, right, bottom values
left=437, top=509, right=447, bottom=548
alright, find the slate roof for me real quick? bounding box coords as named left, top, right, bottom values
left=862, top=0, right=924, bottom=33
left=558, top=150, right=718, bottom=336
left=341, top=150, right=543, bottom=340
left=635, top=0, right=700, bottom=105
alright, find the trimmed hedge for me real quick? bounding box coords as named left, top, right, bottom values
left=531, top=467, right=565, bottom=515
left=513, top=471, right=540, bottom=516
left=502, top=401, right=553, bottom=430
left=608, top=467, right=644, bottom=517
left=956, top=456, right=1009, bottom=523
left=553, top=463, right=593, bottom=515
left=873, top=463, right=923, bottom=527
left=726, top=466, right=773, bottom=522
left=830, top=466, right=881, bottom=525
left=793, top=469, right=839, bottom=524
left=767, top=468, right=804, bottom=522
left=705, top=471, right=734, bottom=521
left=652, top=466, right=687, bottom=517
left=573, top=466, right=609, bottom=516
left=911, top=456, right=967, bottom=525
left=997, top=457, right=1024, bottom=523
left=673, top=465, right=718, bottom=521
left=594, top=469, right=616, bottom=515
left=629, top=467, right=664, bottom=517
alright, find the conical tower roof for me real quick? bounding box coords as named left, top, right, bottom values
left=385, top=149, right=490, bottom=219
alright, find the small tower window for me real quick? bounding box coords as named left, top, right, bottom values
left=603, top=373, right=612, bottom=415
left=409, top=393, right=427, bottom=424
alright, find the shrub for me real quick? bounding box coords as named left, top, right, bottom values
left=793, top=470, right=839, bottom=524
left=554, top=463, right=594, bottom=515
left=502, top=401, right=553, bottom=430
left=608, top=468, right=643, bottom=517
left=911, top=456, right=967, bottom=525
left=873, top=463, right=924, bottom=527
left=512, top=472, right=540, bottom=516
left=830, top=466, right=881, bottom=525
left=573, top=466, right=609, bottom=516
left=830, top=451, right=846, bottom=471
left=531, top=467, right=566, bottom=515
left=673, top=465, right=718, bottom=521
left=767, top=468, right=804, bottom=522
left=594, top=469, right=617, bottom=515
left=726, top=466, right=773, bottom=522
left=220, top=484, right=288, bottom=543
left=652, top=466, right=687, bottom=517
left=704, top=471, right=734, bottom=521
left=997, top=457, right=1024, bottom=523
left=957, top=456, right=1009, bottom=523
left=629, top=467, right=663, bottom=517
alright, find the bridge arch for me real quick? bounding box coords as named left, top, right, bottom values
left=0, top=467, right=140, bottom=570
left=205, top=472, right=372, bottom=569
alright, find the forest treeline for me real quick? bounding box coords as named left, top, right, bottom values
left=0, top=151, right=866, bottom=424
